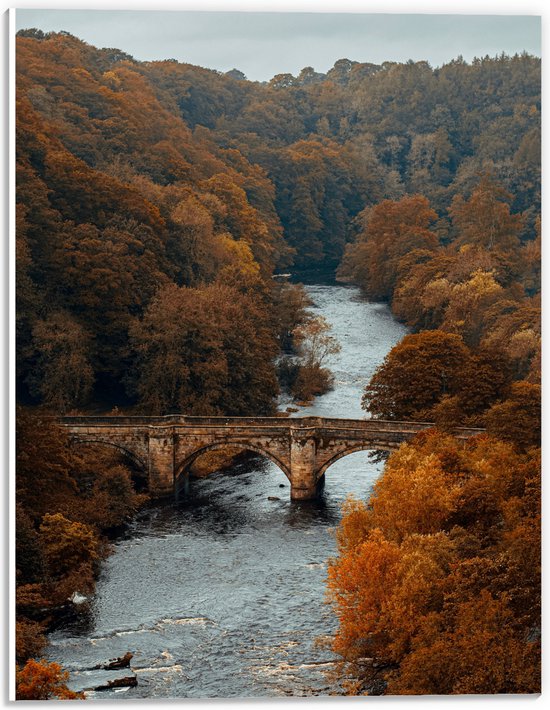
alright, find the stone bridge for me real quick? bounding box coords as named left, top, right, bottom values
left=58, top=416, right=484, bottom=500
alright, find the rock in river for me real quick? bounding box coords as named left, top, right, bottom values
left=67, top=669, right=138, bottom=693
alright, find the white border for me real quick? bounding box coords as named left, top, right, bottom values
left=3, top=1, right=547, bottom=708
left=3, top=1, right=548, bottom=14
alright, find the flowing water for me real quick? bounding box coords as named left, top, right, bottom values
left=47, top=283, right=408, bottom=699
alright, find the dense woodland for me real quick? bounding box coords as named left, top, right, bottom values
left=328, top=432, right=540, bottom=694
left=16, top=29, right=540, bottom=697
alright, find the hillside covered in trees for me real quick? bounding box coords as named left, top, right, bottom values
left=17, top=29, right=540, bottom=414
left=16, top=29, right=540, bottom=698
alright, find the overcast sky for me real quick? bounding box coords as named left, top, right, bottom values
left=15, top=10, right=541, bottom=82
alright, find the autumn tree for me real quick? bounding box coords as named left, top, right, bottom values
left=519, top=219, right=541, bottom=295
left=128, top=282, right=279, bottom=415
left=482, top=300, right=540, bottom=381
left=271, top=282, right=312, bottom=350
left=363, top=331, right=470, bottom=420
left=16, top=408, right=80, bottom=524
left=363, top=328, right=516, bottom=427
left=485, top=382, right=541, bottom=451
left=16, top=621, right=47, bottom=666
left=290, top=316, right=341, bottom=400
left=16, top=504, right=44, bottom=585
left=338, top=195, right=438, bottom=300
left=455, top=346, right=512, bottom=421
left=39, top=513, right=99, bottom=579
left=200, top=172, right=279, bottom=274
left=26, top=311, right=94, bottom=411
left=15, top=33, right=540, bottom=417
left=16, top=659, right=82, bottom=700
left=430, top=269, right=505, bottom=347
left=70, top=445, right=148, bottom=529
left=449, top=176, right=523, bottom=252
left=327, top=431, right=540, bottom=695
left=389, top=591, right=540, bottom=695
left=293, top=316, right=340, bottom=369
left=391, top=251, right=457, bottom=330
left=15, top=407, right=148, bottom=672
left=167, top=192, right=218, bottom=284
left=14, top=33, right=540, bottom=693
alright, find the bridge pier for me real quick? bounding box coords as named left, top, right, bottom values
left=289, top=432, right=320, bottom=501
left=148, top=433, right=175, bottom=496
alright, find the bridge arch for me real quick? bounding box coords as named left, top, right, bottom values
left=175, top=442, right=291, bottom=483
left=315, top=443, right=395, bottom=481
left=70, top=438, right=148, bottom=474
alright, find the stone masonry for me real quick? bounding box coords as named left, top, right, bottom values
left=59, top=416, right=484, bottom=500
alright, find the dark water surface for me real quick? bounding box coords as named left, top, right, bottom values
left=47, top=284, right=408, bottom=699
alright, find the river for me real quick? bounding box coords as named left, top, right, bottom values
left=47, top=283, right=408, bottom=699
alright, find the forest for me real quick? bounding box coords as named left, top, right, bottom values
left=15, top=29, right=540, bottom=697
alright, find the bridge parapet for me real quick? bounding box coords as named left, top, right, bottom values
left=58, top=414, right=484, bottom=433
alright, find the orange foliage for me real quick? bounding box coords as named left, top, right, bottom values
left=449, top=176, right=523, bottom=252
left=390, top=591, right=540, bottom=694
left=368, top=453, right=459, bottom=542
left=339, top=195, right=438, bottom=300
left=14, top=32, right=540, bottom=697
left=327, top=432, right=540, bottom=695
left=15, top=410, right=146, bottom=675
left=16, top=659, right=82, bottom=700
left=129, top=282, right=279, bottom=415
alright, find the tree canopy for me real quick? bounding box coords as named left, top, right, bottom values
left=16, top=33, right=540, bottom=411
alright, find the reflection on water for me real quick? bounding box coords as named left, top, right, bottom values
left=47, top=284, right=407, bottom=698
